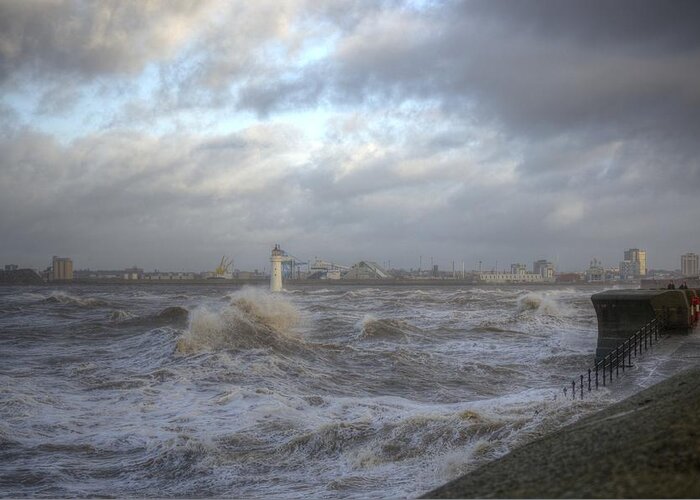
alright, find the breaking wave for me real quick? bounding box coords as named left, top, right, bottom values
left=109, top=309, right=136, bottom=322
left=516, top=292, right=565, bottom=317
left=176, top=289, right=302, bottom=353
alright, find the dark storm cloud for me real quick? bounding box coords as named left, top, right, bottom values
left=470, top=0, right=700, bottom=50
left=314, top=0, right=700, bottom=133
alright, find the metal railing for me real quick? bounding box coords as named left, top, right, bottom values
left=566, top=317, right=663, bottom=400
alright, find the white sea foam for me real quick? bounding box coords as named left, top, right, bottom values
left=43, top=290, right=108, bottom=307
left=109, top=309, right=136, bottom=322
left=1, top=283, right=617, bottom=499
left=176, top=288, right=302, bottom=353
left=516, top=292, right=565, bottom=316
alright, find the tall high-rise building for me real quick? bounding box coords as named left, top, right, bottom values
left=51, top=256, right=73, bottom=281
left=619, top=260, right=640, bottom=280
left=681, top=253, right=699, bottom=277
left=623, top=248, right=646, bottom=277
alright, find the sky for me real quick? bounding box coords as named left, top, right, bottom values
left=1, top=0, right=699, bottom=273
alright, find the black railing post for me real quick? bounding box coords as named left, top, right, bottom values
left=564, top=318, right=666, bottom=400
left=621, top=343, right=625, bottom=372
left=603, top=358, right=606, bottom=386
left=588, top=369, right=591, bottom=392
left=628, top=342, right=631, bottom=367
left=645, top=328, right=648, bottom=350
left=595, top=364, right=599, bottom=389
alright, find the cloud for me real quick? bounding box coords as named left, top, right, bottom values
left=0, top=0, right=214, bottom=82
left=545, top=199, right=586, bottom=230
left=1, top=1, right=700, bottom=271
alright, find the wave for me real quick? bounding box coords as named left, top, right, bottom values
left=176, top=289, right=302, bottom=354
left=356, top=315, right=419, bottom=340
left=516, top=292, right=565, bottom=317
left=156, top=306, right=189, bottom=323
left=472, top=325, right=517, bottom=334
left=108, top=306, right=189, bottom=327
left=110, top=309, right=136, bottom=322
left=42, top=291, right=109, bottom=308
left=341, top=288, right=383, bottom=299
left=351, top=410, right=509, bottom=467
left=276, top=403, right=520, bottom=471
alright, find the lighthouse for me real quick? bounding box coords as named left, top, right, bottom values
left=270, top=244, right=284, bottom=292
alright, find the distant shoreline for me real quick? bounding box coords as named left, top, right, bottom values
left=1, top=279, right=623, bottom=287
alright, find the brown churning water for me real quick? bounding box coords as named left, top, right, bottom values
left=0, top=284, right=619, bottom=497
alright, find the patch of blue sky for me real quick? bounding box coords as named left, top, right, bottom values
left=404, top=0, right=443, bottom=12
left=297, top=30, right=339, bottom=66
left=1, top=85, right=36, bottom=126
left=272, top=107, right=334, bottom=142
left=1, top=82, right=96, bottom=143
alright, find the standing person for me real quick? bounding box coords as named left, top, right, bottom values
left=680, top=281, right=688, bottom=289
left=668, top=281, right=676, bottom=289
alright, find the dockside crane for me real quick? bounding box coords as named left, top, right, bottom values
left=215, top=256, right=233, bottom=277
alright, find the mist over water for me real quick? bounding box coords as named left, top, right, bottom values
left=1, top=284, right=616, bottom=497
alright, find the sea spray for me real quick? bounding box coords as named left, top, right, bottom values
left=516, top=292, right=565, bottom=316
left=176, top=288, right=301, bottom=353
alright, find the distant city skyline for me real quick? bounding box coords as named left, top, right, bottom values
left=5, top=246, right=697, bottom=276
left=1, top=1, right=699, bottom=272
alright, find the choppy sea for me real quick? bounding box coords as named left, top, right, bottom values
left=1, top=284, right=622, bottom=497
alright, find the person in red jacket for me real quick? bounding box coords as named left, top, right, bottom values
left=692, top=295, right=700, bottom=324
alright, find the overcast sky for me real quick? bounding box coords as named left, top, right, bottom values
left=1, top=0, right=699, bottom=272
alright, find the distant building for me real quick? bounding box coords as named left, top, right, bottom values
left=479, top=272, right=544, bottom=283
left=342, top=261, right=391, bottom=280
left=143, top=271, right=196, bottom=280
left=533, top=259, right=555, bottom=282
left=479, top=266, right=544, bottom=284
left=624, top=248, right=647, bottom=277
left=0, top=268, right=43, bottom=284
left=123, top=267, right=144, bottom=280
left=681, top=253, right=699, bottom=277
left=619, top=260, right=641, bottom=280
left=307, top=259, right=349, bottom=280
left=511, top=263, right=527, bottom=275
left=556, top=273, right=583, bottom=284
left=585, top=258, right=605, bottom=282
left=51, top=256, right=73, bottom=281
left=4, top=264, right=18, bottom=271
left=73, top=269, right=123, bottom=280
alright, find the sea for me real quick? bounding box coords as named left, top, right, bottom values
left=0, top=284, right=625, bottom=497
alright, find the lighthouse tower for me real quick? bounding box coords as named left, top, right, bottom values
left=270, top=244, right=284, bottom=292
